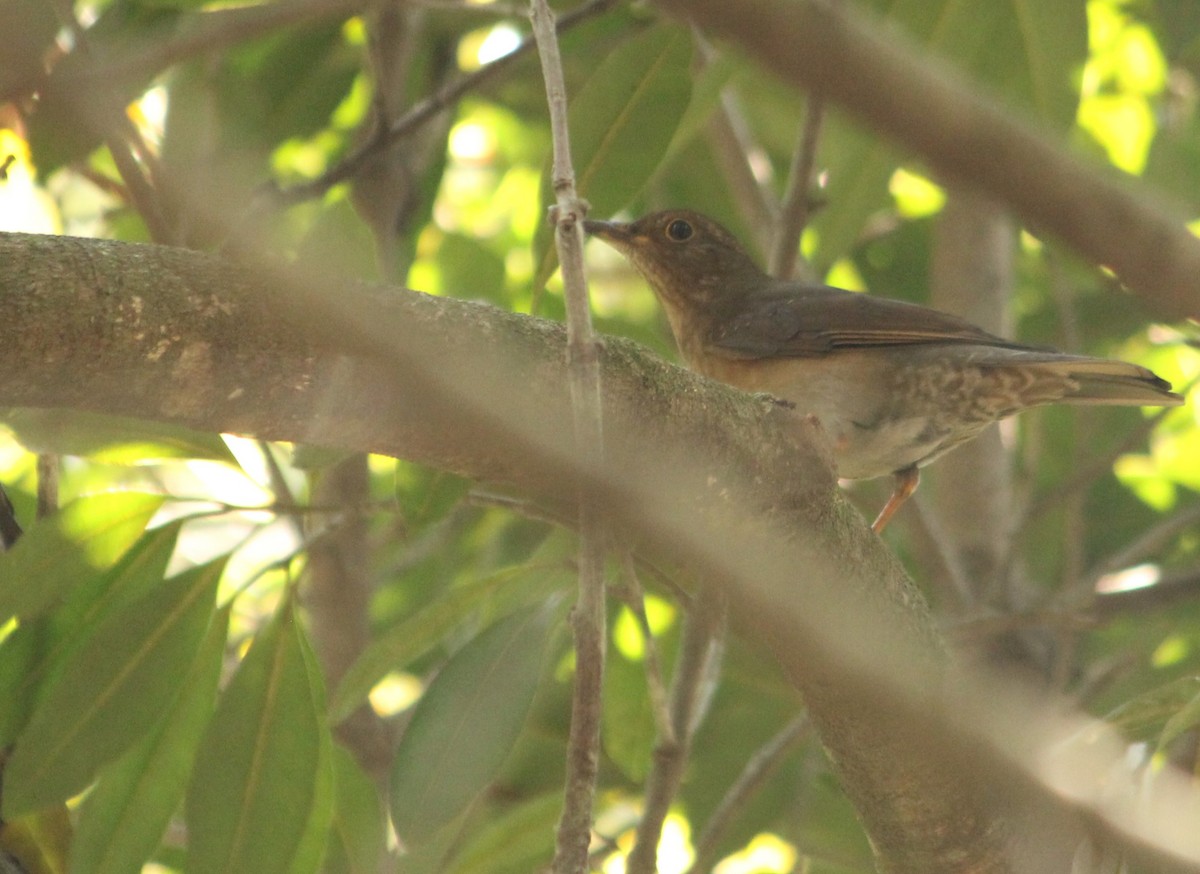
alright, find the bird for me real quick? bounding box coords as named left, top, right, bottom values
left=583, top=209, right=1185, bottom=532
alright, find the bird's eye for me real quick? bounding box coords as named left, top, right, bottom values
left=665, top=219, right=693, bottom=242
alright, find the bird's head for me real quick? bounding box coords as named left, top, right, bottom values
left=584, top=210, right=766, bottom=313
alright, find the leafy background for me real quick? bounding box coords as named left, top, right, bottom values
left=0, top=0, right=1198, bottom=871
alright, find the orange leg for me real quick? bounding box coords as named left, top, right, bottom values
left=871, top=465, right=920, bottom=534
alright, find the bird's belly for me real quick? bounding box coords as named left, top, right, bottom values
left=693, top=350, right=992, bottom=480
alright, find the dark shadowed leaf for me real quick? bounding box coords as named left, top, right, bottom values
left=390, top=606, right=552, bottom=847
left=0, top=805, right=72, bottom=874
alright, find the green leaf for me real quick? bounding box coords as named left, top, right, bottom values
left=2, top=409, right=234, bottom=463
left=393, top=465, right=470, bottom=535
left=321, top=746, right=387, bottom=874
left=810, top=113, right=902, bottom=271
left=0, top=625, right=41, bottom=748
left=292, top=616, right=336, bottom=873
left=389, top=606, right=551, bottom=847
left=296, top=197, right=380, bottom=283
left=0, top=492, right=164, bottom=624
left=1159, top=686, right=1200, bottom=753
left=1105, top=676, right=1200, bottom=745
left=0, top=805, right=72, bottom=874
left=533, top=24, right=694, bottom=290
left=0, top=521, right=183, bottom=748
left=884, top=0, right=1085, bottom=124
left=602, top=646, right=657, bottom=782
left=995, top=0, right=1087, bottom=125
left=186, top=599, right=333, bottom=874
left=69, top=603, right=230, bottom=874
left=432, top=233, right=507, bottom=303
left=443, top=792, right=563, bottom=874
left=331, top=561, right=570, bottom=723
left=2, top=557, right=223, bottom=817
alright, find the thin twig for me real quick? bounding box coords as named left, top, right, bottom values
left=73, top=0, right=363, bottom=90
left=686, top=715, right=810, bottom=874
left=905, top=489, right=973, bottom=612
left=769, top=91, right=825, bottom=279
left=627, top=590, right=725, bottom=874
left=530, top=2, right=608, bottom=872
left=704, top=93, right=777, bottom=258
left=1086, top=502, right=1200, bottom=588
left=47, top=0, right=172, bottom=242
left=260, top=0, right=617, bottom=213
left=1092, top=565, right=1200, bottom=619
left=35, top=454, right=58, bottom=519
left=468, top=489, right=570, bottom=528
left=615, top=552, right=676, bottom=745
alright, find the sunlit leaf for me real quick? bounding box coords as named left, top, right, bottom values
left=602, top=641, right=657, bottom=782
left=186, top=599, right=333, bottom=874
left=69, top=604, right=230, bottom=874
left=0, top=522, right=182, bottom=748
left=2, top=557, right=223, bottom=817
left=3, top=409, right=234, bottom=464
left=390, top=605, right=552, bottom=847
left=0, top=492, right=164, bottom=624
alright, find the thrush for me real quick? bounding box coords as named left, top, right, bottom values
left=584, top=209, right=1185, bottom=532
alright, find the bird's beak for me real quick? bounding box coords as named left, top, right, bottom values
left=582, top=219, right=634, bottom=247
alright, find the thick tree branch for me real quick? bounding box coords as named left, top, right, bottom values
left=4, top=233, right=1200, bottom=872
left=651, top=0, right=1200, bottom=321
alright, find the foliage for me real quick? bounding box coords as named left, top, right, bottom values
left=0, top=0, right=1198, bottom=871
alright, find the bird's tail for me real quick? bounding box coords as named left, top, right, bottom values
left=1011, top=356, right=1184, bottom=407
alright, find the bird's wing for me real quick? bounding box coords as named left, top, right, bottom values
left=707, top=287, right=1040, bottom=358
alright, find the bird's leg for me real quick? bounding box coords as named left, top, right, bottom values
left=871, top=465, right=920, bottom=533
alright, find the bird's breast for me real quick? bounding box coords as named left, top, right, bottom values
left=689, top=347, right=997, bottom=480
